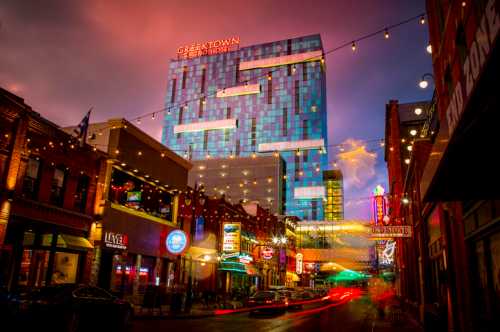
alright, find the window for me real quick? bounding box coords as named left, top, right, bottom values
left=226, top=107, right=232, bottom=119
left=199, top=97, right=205, bottom=118
left=235, top=58, right=240, bottom=84
left=74, top=174, right=89, bottom=212
left=312, top=201, right=317, bottom=220
left=203, top=131, right=209, bottom=152
left=303, top=150, right=309, bottom=163
left=188, top=144, right=193, bottom=160
left=294, top=154, right=300, bottom=181
left=294, top=80, right=300, bottom=114
left=251, top=117, right=257, bottom=148
left=282, top=107, right=288, bottom=136
left=50, top=167, right=66, bottom=206
left=267, top=72, right=272, bottom=104
left=303, top=62, right=308, bottom=81
left=236, top=139, right=240, bottom=156
left=224, top=129, right=230, bottom=144
left=22, top=157, right=42, bottom=199
left=109, top=168, right=173, bottom=221
left=170, top=78, right=177, bottom=104
left=177, top=106, right=184, bottom=140
left=201, top=67, right=206, bottom=94
left=182, top=66, right=188, bottom=89
left=303, top=120, right=309, bottom=140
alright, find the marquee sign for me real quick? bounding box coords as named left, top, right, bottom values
left=177, top=37, right=240, bottom=59
left=371, top=225, right=412, bottom=238
left=104, top=232, right=128, bottom=250
left=165, top=229, right=189, bottom=255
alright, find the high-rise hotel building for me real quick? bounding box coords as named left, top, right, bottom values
left=162, top=34, right=328, bottom=220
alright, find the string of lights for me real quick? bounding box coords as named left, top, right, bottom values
left=82, top=12, right=427, bottom=138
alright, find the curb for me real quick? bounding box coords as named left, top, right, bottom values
left=133, top=311, right=217, bottom=320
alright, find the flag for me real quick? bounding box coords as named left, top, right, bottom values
left=73, top=108, right=92, bottom=147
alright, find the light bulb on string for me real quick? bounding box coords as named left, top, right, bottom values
left=137, top=118, right=141, bottom=125
left=351, top=41, right=356, bottom=51
left=420, top=15, right=425, bottom=25
left=384, top=29, right=389, bottom=39
left=151, top=113, right=156, bottom=120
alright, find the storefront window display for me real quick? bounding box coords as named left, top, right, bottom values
left=110, top=253, right=136, bottom=295
left=108, top=168, right=173, bottom=221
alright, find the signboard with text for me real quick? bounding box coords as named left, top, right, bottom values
left=177, top=37, right=240, bottom=59
left=165, top=229, right=189, bottom=255
left=223, top=222, right=241, bottom=252
left=371, top=225, right=412, bottom=238
left=104, top=232, right=128, bottom=250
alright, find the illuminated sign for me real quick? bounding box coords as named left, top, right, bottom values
left=165, top=229, right=188, bottom=255
left=371, top=185, right=387, bottom=225
left=223, top=223, right=241, bottom=252
left=296, top=253, right=303, bottom=275
left=221, top=252, right=239, bottom=260
left=239, top=254, right=253, bottom=264
left=177, top=37, right=240, bottom=59
left=377, top=240, right=396, bottom=266
left=447, top=0, right=499, bottom=137
left=104, top=232, right=128, bottom=250
left=261, top=247, right=274, bottom=260
left=371, top=225, right=412, bottom=238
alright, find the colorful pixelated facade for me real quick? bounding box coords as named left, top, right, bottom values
left=162, top=34, right=328, bottom=220
left=322, top=170, right=343, bottom=221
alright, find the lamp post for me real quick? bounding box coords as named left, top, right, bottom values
left=418, top=73, right=434, bottom=89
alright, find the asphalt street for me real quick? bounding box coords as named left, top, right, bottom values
left=131, top=296, right=422, bottom=332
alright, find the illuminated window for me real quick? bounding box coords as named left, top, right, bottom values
left=251, top=117, right=257, bottom=148
left=199, top=97, right=205, bottom=118
left=303, top=62, right=308, bottom=81
left=226, top=107, right=232, bottom=119
left=203, top=131, right=208, bottom=152
left=235, top=58, right=240, bottom=84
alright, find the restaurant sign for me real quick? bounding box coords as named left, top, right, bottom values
left=104, top=232, right=128, bottom=250
left=446, top=0, right=499, bottom=137
left=370, top=225, right=412, bottom=238
left=177, top=37, right=240, bottom=59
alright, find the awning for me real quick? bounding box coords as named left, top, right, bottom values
left=59, top=234, right=94, bottom=250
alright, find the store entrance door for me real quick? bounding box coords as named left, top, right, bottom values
left=18, top=249, right=50, bottom=287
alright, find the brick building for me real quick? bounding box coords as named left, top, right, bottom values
left=0, top=88, right=106, bottom=290
left=386, top=1, right=500, bottom=331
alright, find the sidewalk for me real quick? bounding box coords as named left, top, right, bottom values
left=133, top=301, right=245, bottom=320
left=370, top=303, right=423, bottom=332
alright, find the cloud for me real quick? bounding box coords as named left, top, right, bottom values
left=337, top=138, right=377, bottom=190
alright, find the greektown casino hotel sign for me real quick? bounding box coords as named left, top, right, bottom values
left=177, top=37, right=240, bottom=59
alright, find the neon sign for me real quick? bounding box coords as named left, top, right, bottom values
left=177, top=37, right=240, bottom=59
left=262, top=247, right=274, bottom=260
left=104, top=232, right=128, bottom=250
left=371, top=185, right=387, bottom=225
left=165, top=229, right=188, bottom=255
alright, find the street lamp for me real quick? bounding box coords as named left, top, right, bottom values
left=419, top=73, right=434, bottom=89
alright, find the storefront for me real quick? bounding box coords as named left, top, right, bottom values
left=6, top=206, right=94, bottom=289
left=97, top=201, right=179, bottom=300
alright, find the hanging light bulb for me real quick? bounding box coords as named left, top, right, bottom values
left=252, top=152, right=257, bottom=159
left=420, top=15, right=425, bottom=25
left=151, top=113, right=156, bottom=120
left=273, top=151, right=279, bottom=157
left=426, top=44, right=432, bottom=54
left=137, top=118, right=141, bottom=125
left=384, top=29, right=389, bottom=39
left=351, top=41, right=356, bottom=51
left=295, top=150, right=301, bottom=156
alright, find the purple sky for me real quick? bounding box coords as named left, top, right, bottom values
left=0, top=0, right=433, bottom=220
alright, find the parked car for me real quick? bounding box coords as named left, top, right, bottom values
left=8, top=284, right=132, bottom=332
left=280, top=290, right=304, bottom=310
left=247, top=291, right=287, bottom=314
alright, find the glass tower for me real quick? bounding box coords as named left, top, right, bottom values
left=162, top=34, right=328, bottom=220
